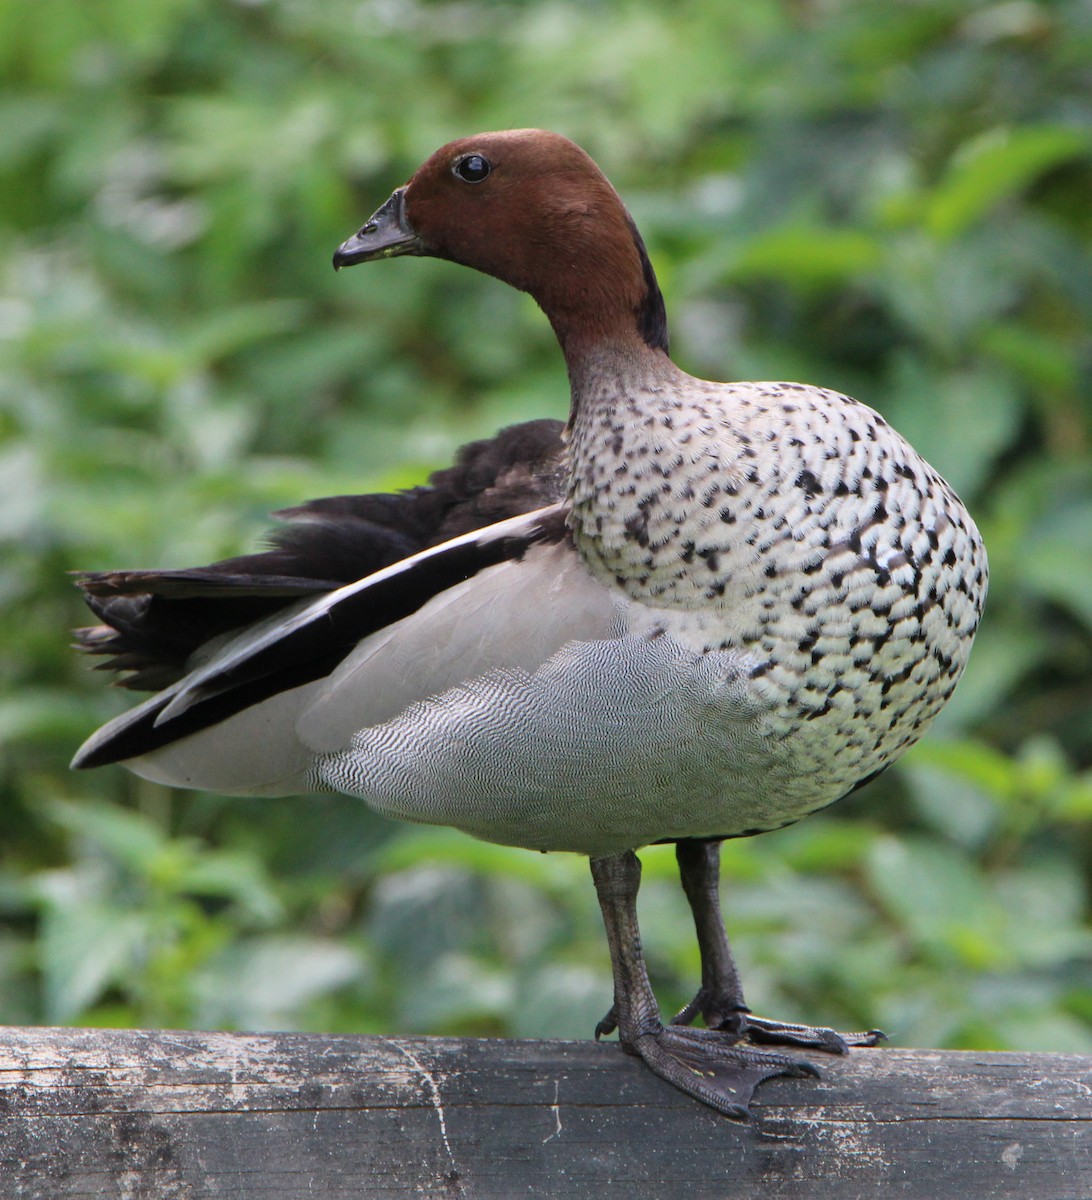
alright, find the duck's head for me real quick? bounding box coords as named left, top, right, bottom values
left=334, top=129, right=668, bottom=357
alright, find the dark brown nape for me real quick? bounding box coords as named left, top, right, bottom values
left=400, top=130, right=670, bottom=358
left=625, top=213, right=669, bottom=356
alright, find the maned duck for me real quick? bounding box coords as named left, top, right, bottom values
left=73, top=129, right=987, bottom=1118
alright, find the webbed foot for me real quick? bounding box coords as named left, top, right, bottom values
left=624, top=1023, right=817, bottom=1119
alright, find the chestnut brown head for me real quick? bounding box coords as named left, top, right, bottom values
left=335, top=130, right=668, bottom=356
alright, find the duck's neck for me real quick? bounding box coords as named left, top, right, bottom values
left=562, top=337, right=679, bottom=419
left=539, top=208, right=670, bottom=371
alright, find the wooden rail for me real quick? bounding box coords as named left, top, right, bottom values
left=1, top=1026, right=1090, bottom=1198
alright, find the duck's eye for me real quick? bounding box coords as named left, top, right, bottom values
left=453, top=154, right=491, bottom=183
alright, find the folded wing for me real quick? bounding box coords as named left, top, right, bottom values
left=72, top=504, right=574, bottom=777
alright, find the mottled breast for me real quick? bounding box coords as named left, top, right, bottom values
left=568, top=374, right=988, bottom=822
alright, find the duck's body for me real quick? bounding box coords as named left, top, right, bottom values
left=74, top=129, right=986, bottom=1117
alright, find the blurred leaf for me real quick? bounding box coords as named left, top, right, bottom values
left=867, top=837, right=1009, bottom=968
left=397, top=952, right=515, bottom=1034
left=907, top=740, right=1017, bottom=803
left=44, top=797, right=168, bottom=869
left=978, top=322, right=1078, bottom=396
left=176, top=852, right=284, bottom=924
left=510, top=963, right=608, bottom=1039
left=763, top=819, right=879, bottom=874
left=727, top=226, right=882, bottom=290
left=195, top=936, right=365, bottom=1028
left=371, top=827, right=586, bottom=892
left=902, top=754, right=1002, bottom=849
left=1020, top=497, right=1092, bottom=628
left=32, top=863, right=148, bottom=1021
left=925, top=125, right=1092, bottom=240
left=0, top=688, right=103, bottom=744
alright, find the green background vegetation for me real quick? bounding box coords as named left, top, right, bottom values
left=2, top=0, right=1091, bottom=1052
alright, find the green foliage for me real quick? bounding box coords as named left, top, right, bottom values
left=1, top=0, right=1089, bottom=1051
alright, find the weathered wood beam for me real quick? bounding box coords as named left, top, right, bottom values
left=1, top=1027, right=1089, bottom=1198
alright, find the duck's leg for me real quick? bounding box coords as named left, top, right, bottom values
left=670, top=838, right=885, bottom=1052
left=589, top=850, right=816, bottom=1119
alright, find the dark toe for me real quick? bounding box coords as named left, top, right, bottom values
left=623, top=1025, right=818, bottom=1119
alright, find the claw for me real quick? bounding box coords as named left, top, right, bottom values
left=594, top=1005, right=618, bottom=1040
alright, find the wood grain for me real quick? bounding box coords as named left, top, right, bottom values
left=1, top=1027, right=1089, bottom=1198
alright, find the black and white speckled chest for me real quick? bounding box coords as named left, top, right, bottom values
left=567, top=358, right=988, bottom=822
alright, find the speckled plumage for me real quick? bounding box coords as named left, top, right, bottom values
left=566, top=350, right=986, bottom=836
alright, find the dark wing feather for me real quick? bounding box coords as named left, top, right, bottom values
left=75, top=419, right=565, bottom=690
left=72, top=503, right=570, bottom=769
